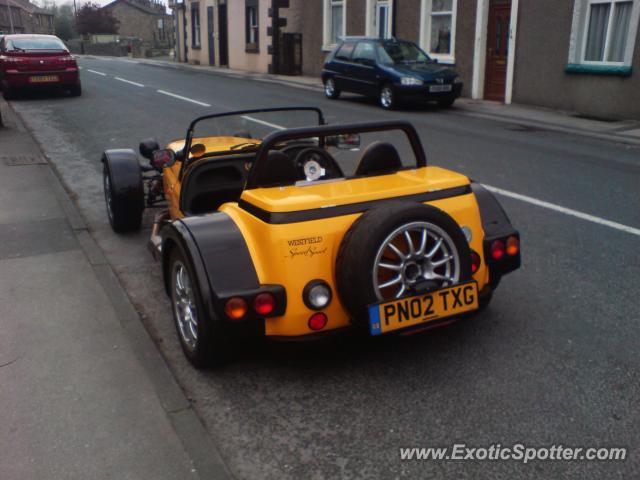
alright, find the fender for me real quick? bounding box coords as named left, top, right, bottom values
left=101, top=149, right=144, bottom=210
left=160, top=212, right=286, bottom=323
left=471, top=182, right=521, bottom=276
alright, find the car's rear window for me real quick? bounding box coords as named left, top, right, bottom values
left=6, top=37, right=67, bottom=51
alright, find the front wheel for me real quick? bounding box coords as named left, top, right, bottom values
left=169, top=247, right=232, bottom=368
left=103, top=163, right=143, bottom=233
left=324, top=77, right=340, bottom=99
left=379, top=85, right=395, bottom=110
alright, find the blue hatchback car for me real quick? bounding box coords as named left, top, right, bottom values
left=322, top=37, right=463, bottom=110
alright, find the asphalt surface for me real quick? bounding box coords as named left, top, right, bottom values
left=9, top=57, right=640, bottom=480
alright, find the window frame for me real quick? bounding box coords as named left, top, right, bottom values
left=366, top=0, right=394, bottom=39
left=191, top=2, right=201, bottom=49
left=419, top=0, right=458, bottom=64
left=323, top=0, right=347, bottom=51
left=245, top=0, right=259, bottom=52
left=568, top=0, right=640, bottom=68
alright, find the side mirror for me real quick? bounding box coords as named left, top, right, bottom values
left=139, top=138, right=160, bottom=159
left=432, top=58, right=439, bottom=64
left=151, top=149, right=176, bottom=169
left=326, top=133, right=361, bottom=149
left=189, top=143, right=206, bottom=158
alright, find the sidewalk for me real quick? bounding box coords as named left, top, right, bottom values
left=0, top=100, right=229, bottom=479
left=82, top=54, right=640, bottom=146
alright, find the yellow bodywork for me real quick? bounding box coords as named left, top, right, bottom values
left=162, top=138, right=490, bottom=337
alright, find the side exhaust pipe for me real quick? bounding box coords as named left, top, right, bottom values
left=147, top=210, right=170, bottom=261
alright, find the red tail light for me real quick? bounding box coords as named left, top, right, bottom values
left=253, top=293, right=275, bottom=316
left=490, top=240, right=505, bottom=260
left=470, top=251, right=481, bottom=274
left=308, top=312, right=328, bottom=331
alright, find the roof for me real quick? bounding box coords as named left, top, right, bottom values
left=0, top=0, right=54, bottom=15
left=102, top=0, right=169, bottom=16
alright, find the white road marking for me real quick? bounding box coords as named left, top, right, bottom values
left=115, top=77, right=144, bottom=87
left=241, top=115, right=285, bottom=131
left=156, top=89, right=211, bottom=107
left=484, top=184, right=640, bottom=237
left=87, top=69, right=106, bottom=76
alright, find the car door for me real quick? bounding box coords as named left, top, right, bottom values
left=331, top=42, right=357, bottom=92
left=350, top=41, right=380, bottom=97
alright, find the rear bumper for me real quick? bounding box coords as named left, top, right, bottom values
left=394, top=82, right=463, bottom=102
left=3, top=70, right=80, bottom=88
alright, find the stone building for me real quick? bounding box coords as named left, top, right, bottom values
left=0, top=0, right=54, bottom=35
left=102, top=0, right=174, bottom=50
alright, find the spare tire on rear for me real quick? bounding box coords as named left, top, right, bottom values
left=336, top=202, right=471, bottom=323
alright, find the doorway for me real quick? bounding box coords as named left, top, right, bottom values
left=218, top=2, right=229, bottom=66
left=207, top=6, right=215, bottom=66
left=483, top=0, right=511, bottom=101
left=376, top=1, right=391, bottom=38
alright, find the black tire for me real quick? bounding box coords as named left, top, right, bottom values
left=379, top=84, right=395, bottom=110
left=336, top=202, right=471, bottom=323
left=103, top=163, right=144, bottom=233
left=324, top=77, right=340, bottom=99
left=69, top=84, right=82, bottom=97
left=2, top=86, right=17, bottom=100
left=437, top=97, right=455, bottom=108
left=168, top=246, right=232, bottom=368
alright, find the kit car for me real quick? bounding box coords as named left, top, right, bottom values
left=101, top=107, right=520, bottom=367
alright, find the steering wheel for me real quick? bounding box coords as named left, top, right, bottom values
left=294, top=147, right=344, bottom=182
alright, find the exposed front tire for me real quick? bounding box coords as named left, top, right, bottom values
left=103, top=162, right=144, bottom=233
left=379, top=84, right=395, bottom=110
left=168, top=247, right=232, bottom=368
left=69, top=84, right=82, bottom=97
left=324, top=77, right=340, bottom=99
left=336, top=202, right=471, bottom=323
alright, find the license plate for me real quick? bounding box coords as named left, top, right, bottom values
left=429, top=84, right=452, bottom=93
left=29, top=75, right=59, bottom=83
left=368, top=282, right=479, bottom=335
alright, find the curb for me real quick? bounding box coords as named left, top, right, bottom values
left=2, top=99, right=233, bottom=480
left=77, top=55, right=640, bottom=147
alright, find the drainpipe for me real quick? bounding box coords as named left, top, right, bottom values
left=6, top=0, right=15, bottom=33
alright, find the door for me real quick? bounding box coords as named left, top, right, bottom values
left=484, top=0, right=511, bottom=101
left=207, top=7, right=215, bottom=66
left=217, top=3, right=229, bottom=66
left=350, top=41, right=379, bottom=96
left=375, top=2, right=390, bottom=38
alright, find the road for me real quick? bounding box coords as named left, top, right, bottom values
left=10, top=57, right=640, bottom=480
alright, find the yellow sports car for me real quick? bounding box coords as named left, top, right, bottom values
left=101, top=107, right=520, bottom=367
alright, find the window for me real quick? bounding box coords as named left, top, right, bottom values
left=352, top=42, right=377, bottom=63
left=568, top=0, right=640, bottom=68
left=334, top=42, right=355, bottom=61
left=246, top=0, right=259, bottom=51
left=191, top=2, right=201, bottom=48
left=419, top=0, right=457, bottom=63
left=323, top=0, right=345, bottom=49
left=366, top=1, right=393, bottom=38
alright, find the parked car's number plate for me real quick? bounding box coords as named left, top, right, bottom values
left=29, top=75, right=59, bottom=83
left=429, top=84, right=452, bottom=93
left=368, top=282, right=478, bottom=335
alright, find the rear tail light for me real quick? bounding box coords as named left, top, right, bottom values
left=308, top=312, right=328, bottom=331
left=470, top=250, right=481, bottom=274
left=506, top=236, right=519, bottom=256
left=490, top=240, right=505, bottom=260
left=224, top=297, right=247, bottom=320
left=253, top=293, right=276, bottom=316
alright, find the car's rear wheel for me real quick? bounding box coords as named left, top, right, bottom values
left=103, top=163, right=144, bottom=233
left=168, top=247, right=232, bottom=368
left=69, top=84, right=82, bottom=97
left=2, top=86, right=17, bottom=100
left=324, top=77, right=340, bottom=99
left=336, top=202, right=471, bottom=323
left=379, top=84, right=395, bottom=110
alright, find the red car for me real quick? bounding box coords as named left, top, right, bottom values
left=0, top=34, right=81, bottom=99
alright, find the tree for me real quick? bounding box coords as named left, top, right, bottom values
left=53, top=4, right=77, bottom=41
left=76, top=2, right=119, bottom=35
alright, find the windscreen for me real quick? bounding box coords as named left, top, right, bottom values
left=6, top=37, right=67, bottom=51
left=378, top=40, right=431, bottom=64
left=190, top=109, right=323, bottom=155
